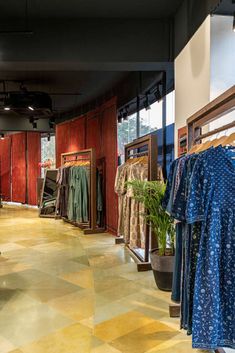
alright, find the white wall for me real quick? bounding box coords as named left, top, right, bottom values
left=210, top=15, right=235, bottom=100
left=209, top=15, right=235, bottom=135
left=174, top=16, right=211, bottom=155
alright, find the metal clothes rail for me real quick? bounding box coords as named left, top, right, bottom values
left=61, top=148, right=105, bottom=234
left=116, top=133, right=159, bottom=272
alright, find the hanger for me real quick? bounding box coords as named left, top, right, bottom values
left=196, top=140, right=211, bottom=153
left=222, top=132, right=235, bottom=147
left=213, top=134, right=227, bottom=147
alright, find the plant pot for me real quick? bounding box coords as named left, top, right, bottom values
left=150, top=248, right=174, bottom=291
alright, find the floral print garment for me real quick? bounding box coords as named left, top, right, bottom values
left=186, top=146, right=235, bottom=349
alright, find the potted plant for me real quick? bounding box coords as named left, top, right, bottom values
left=127, top=180, right=175, bottom=291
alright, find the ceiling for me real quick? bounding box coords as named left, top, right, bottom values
left=0, top=0, right=226, bottom=131
left=0, top=71, right=127, bottom=114
left=0, top=0, right=183, bottom=19
left=214, top=0, right=235, bottom=15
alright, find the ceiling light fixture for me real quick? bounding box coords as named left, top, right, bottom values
left=118, top=109, right=123, bottom=124
left=28, top=106, right=34, bottom=111
left=144, top=94, right=151, bottom=111
left=123, top=106, right=129, bottom=121
left=4, top=107, right=10, bottom=111
left=154, top=84, right=162, bottom=102
left=1, top=133, right=4, bottom=140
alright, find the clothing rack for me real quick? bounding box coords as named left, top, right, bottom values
left=182, top=86, right=235, bottom=353
left=61, top=148, right=105, bottom=234
left=116, top=134, right=159, bottom=271
left=0, top=158, right=2, bottom=208
left=188, top=85, right=235, bottom=150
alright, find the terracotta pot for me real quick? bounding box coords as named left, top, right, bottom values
left=150, top=248, right=174, bottom=291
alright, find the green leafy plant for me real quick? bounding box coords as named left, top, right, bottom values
left=126, top=180, right=175, bottom=256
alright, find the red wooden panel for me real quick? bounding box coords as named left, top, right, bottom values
left=27, top=132, right=41, bottom=205
left=86, top=113, right=102, bottom=158
left=69, top=117, right=86, bottom=152
left=11, top=133, right=26, bottom=203
left=0, top=137, right=11, bottom=201
left=56, top=122, right=71, bottom=167
left=101, top=102, right=118, bottom=233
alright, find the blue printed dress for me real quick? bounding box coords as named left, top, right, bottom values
left=186, top=146, right=235, bottom=349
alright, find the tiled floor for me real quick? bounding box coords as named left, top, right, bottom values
left=0, top=205, right=207, bottom=353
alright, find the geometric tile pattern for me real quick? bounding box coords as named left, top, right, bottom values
left=0, top=205, right=210, bottom=353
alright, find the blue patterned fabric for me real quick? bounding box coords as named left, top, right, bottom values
left=186, top=146, right=235, bottom=349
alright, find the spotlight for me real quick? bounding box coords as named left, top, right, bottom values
left=144, top=94, right=151, bottom=111
left=118, top=109, right=123, bottom=124
left=123, top=106, right=129, bottom=121
left=0, top=133, right=4, bottom=140
left=233, top=12, right=235, bottom=32
left=49, top=117, right=55, bottom=130
left=154, top=85, right=162, bottom=102
left=4, top=107, right=10, bottom=111
left=28, top=106, right=34, bottom=111
left=47, top=133, right=51, bottom=142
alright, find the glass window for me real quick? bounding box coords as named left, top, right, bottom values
left=139, top=100, right=162, bottom=137
left=117, top=90, right=175, bottom=165
left=166, top=90, right=175, bottom=126
left=118, top=113, right=137, bottom=164
left=41, top=135, right=56, bottom=177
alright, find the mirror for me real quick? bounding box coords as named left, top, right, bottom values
left=39, top=169, right=58, bottom=218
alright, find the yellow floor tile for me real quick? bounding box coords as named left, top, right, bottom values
left=0, top=206, right=199, bottom=353
left=47, top=289, right=95, bottom=321
left=20, top=323, right=92, bottom=353
left=110, top=320, right=178, bottom=353
left=60, top=268, right=94, bottom=288
left=0, top=336, right=16, bottom=353
left=94, top=311, right=154, bottom=342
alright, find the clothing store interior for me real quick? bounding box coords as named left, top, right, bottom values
left=0, top=1, right=234, bottom=353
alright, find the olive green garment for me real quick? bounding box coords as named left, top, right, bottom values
left=74, top=167, right=89, bottom=223
left=68, top=167, right=77, bottom=221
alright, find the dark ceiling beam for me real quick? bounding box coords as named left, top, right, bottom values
left=174, top=0, right=222, bottom=57
left=0, top=116, right=52, bottom=132
left=0, top=19, right=173, bottom=67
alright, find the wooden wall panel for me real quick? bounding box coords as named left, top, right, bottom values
left=11, top=133, right=26, bottom=203
left=0, top=137, right=11, bottom=201
left=27, top=132, right=41, bottom=205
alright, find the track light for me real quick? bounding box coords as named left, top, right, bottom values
left=118, top=109, right=123, bottom=124
left=4, top=107, right=10, bottom=111
left=49, top=117, right=55, bottom=130
left=28, top=106, right=34, bottom=111
left=144, top=94, right=151, bottom=111
left=0, top=133, right=4, bottom=140
left=154, top=84, right=162, bottom=102
left=123, top=106, right=129, bottom=121
left=29, top=117, right=37, bottom=130
left=47, top=133, right=51, bottom=142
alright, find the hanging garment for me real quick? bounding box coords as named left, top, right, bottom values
left=126, top=163, right=148, bottom=249
left=97, top=170, right=103, bottom=226
left=163, top=146, right=235, bottom=350
left=68, top=166, right=89, bottom=223
left=56, top=166, right=70, bottom=217
left=115, top=164, right=130, bottom=241
left=186, top=146, right=235, bottom=349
